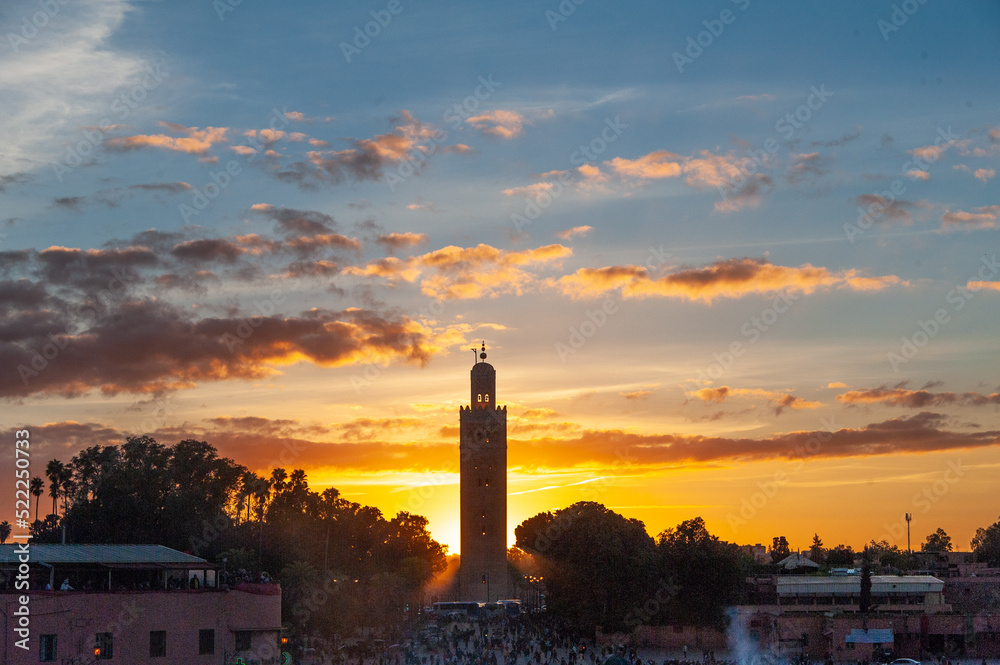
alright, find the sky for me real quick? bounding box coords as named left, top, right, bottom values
left=1, top=0, right=999, bottom=556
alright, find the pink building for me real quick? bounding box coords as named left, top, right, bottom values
left=1, top=544, right=282, bottom=665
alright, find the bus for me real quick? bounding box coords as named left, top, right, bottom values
left=431, top=601, right=483, bottom=619
left=497, top=599, right=521, bottom=618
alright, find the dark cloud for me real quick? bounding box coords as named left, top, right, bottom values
left=54, top=196, right=85, bottom=210
left=855, top=194, right=917, bottom=225
left=253, top=205, right=337, bottom=235
left=1, top=298, right=437, bottom=399
left=838, top=387, right=1000, bottom=408
left=810, top=130, right=861, bottom=148
left=128, top=182, right=192, bottom=194
left=0, top=279, right=48, bottom=308
left=510, top=412, right=999, bottom=469
left=171, top=238, right=247, bottom=264
left=0, top=172, right=32, bottom=193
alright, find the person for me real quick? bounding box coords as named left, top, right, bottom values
left=60, top=578, right=73, bottom=591
left=683, top=646, right=688, bottom=661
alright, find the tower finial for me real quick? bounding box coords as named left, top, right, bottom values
left=480, top=341, right=487, bottom=361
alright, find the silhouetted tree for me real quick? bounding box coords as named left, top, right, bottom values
left=45, top=459, right=64, bottom=517
left=826, top=544, right=855, bottom=566
left=972, top=517, right=1000, bottom=566
left=516, top=501, right=656, bottom=632
left=657, top=517, right=749, bottom=627
left=809, top=533, right=825, bottom=564
left=0, top=521, right=11, bottom=544
left=770, top=535, right=791, bottom=563
left=922, top=527, right=953, bottom=553
left=30, top=477, right=44, bottom=523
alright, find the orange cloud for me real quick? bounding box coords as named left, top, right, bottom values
left=550, top=257, right=906, bottom=303
left=556, top=226, right=593, bottom=240
left=466, top=110, right=526, bottom=139
left=608, top=151, right=683, bottom=179
left=346, top=243, right=572, bottom=300
left=941, top=205, right=1000, bottom=230
left=105, top=123, right=228, bottom=155
left=502, top=182, right=555, bottom=197
left=969, top=281, right=1000, bottom=292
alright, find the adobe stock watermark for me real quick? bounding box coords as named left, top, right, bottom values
left=51, top=57, right=169, bottom=182
left=340, top=0, right=410, bottom=63
left=717, top=84, right=834, bottom=207
left=726, top=416, right=838, bottom=534
left=17, top=266, right=142, bottom=387
left=511, top=116, right=627, bottom=236
left=672, top=0, right=751, bottom=74
left=179, top=106, right=290, bottom=222
left=877, top=0, right=927, bottom=41
left=845, top=126, right=959, bottom=243
left=880, top=459, right=968, bottom=545
left=544, top=0, right=586, bottom=31
left=349, top=297, right=447, bottom=394
left=696, top=290, right=799, bottom=383
left=623, top=578, right=679, bottom=629
left=887, top=253, right=999, bottom=372
left=385, top=75, right=501, bottom=192
left=220, top=290, right=288, bottom=353
left=555, top=245, right=670, bottom=362
left=530, top=447, right=639, bottom=555
left=6, top=0, right=75, bottom=53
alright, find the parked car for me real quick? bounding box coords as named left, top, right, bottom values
left=890, top=659, right=920, bottom=665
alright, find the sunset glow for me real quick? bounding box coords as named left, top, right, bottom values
left=2, top=1, right=999, bottom=558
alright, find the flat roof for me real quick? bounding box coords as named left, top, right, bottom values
left=776, top=575, right=943, bottom=595
left=0, top=544, right=210, bottom=567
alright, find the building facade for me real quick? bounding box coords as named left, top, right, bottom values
left=458, top=343, right=509, bottom=602
left=0, top=544, right=282, bottom=665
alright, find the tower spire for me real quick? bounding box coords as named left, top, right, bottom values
left=480, top=341, right=487, bottom=362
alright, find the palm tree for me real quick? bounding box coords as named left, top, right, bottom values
left=0, top=521, right=11, bottom=544
left=58, top=467, right=75, bottom=516
left=30, top=477, right=44, bottom=523
left=45, top=460, right=64, bottom=517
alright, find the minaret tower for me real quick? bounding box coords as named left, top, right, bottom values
left=459, top=342, right=508, bottom=602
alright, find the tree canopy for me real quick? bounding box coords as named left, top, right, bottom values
left=30, top=435, right=447, bottom=638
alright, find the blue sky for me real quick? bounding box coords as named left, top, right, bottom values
left=2, top=0, right=999, bottom=553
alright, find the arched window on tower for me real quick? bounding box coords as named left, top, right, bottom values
left=485, top=394, right=490, bottom=403
left=477, top=394, right=482, bottom=403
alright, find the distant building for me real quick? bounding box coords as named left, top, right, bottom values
left=775, top=552, right=821, bottom=572
left=0, top=544, right=281, bottom=665
left=739, top=543, right=769, bottom=564
left=458, top=342, right=509, bottom=602
left=738, top=572, right=1000, bottom=661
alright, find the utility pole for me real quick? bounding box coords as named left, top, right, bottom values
left=905, top=513, right=912, bottom=554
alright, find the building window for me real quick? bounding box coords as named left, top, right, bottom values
left=477, top=394, right=482, bottom=402
left=484, top=477, right=490, bottom=487
left=199, top=629, right=215, bottom=655
left=150, top=630, right=166, bottom=658
left=485, top=394, right=490, bottom=402
left=40, top=634, right=57, bottom=662
left=481, top=512, right=486, bottom=519
left=96, top=632, right=113, bottom=659
left=477, top=477, right=482, bottom=487
left=235, top=631, right=252, bottom=652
